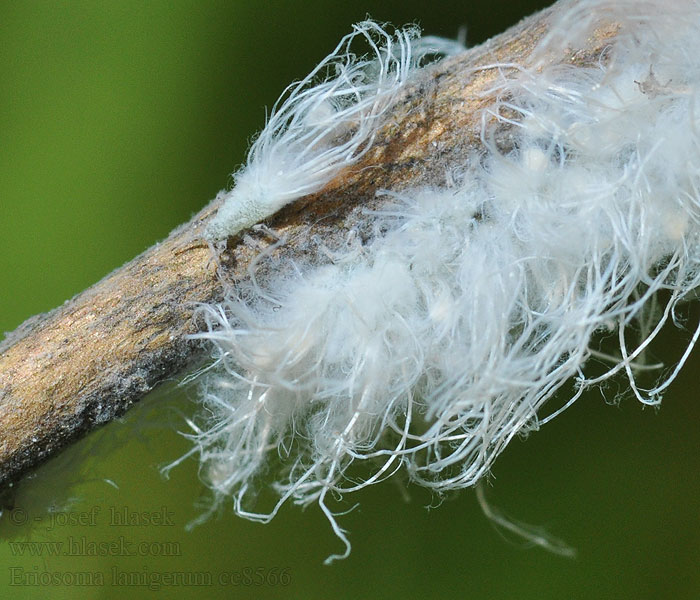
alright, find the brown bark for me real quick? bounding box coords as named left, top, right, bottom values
left=0, top=1, right=617, bottom=491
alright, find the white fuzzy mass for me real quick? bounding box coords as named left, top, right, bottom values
left=171, top=0, right=700, bottom=562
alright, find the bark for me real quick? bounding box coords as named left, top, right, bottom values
left=0, top=0, right=617, bottom=491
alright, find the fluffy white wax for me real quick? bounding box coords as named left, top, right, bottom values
left=173, top=1, right=700, bottom=562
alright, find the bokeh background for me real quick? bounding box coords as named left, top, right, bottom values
left=1, top=1, right=698, bottom=598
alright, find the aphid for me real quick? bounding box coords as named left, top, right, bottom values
left=206, top=21, right=463, bottom=241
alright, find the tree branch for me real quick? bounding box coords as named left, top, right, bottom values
left=0, top=1, right=615, bottom=490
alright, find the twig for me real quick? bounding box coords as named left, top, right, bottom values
left=0, top=1, right=616, bottom=491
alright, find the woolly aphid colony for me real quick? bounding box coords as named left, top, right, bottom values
left=168, top=0, right=700, bottom=561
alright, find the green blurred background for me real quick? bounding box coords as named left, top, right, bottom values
left=1, top=1, right=698, bottom=598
